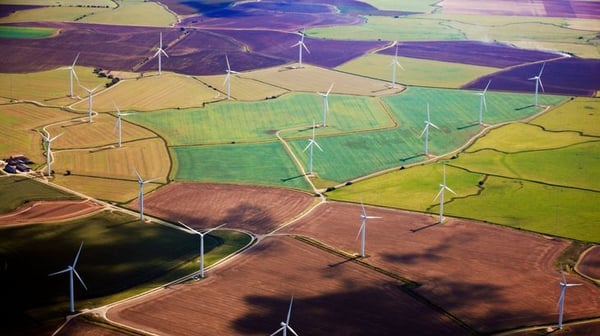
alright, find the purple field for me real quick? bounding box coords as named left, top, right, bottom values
left=379, top=41, right=562, bottom=68
left=463, top=57, right=600, bottom=96
left=441, top=0, right=600, bottom=19
left=0, top=5, right=42, bottom=18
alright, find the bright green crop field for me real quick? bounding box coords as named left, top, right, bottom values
left=0, top=26, right=56, bottom=39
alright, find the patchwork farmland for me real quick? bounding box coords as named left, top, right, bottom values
left=0, top=0, right=598, bottom=336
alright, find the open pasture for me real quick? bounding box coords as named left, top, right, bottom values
left=172, top=142, right=311, bottom=190
left=378, top=40, right=562, bottom=68
left=51, top=175, right=157, bottom=204
left=463, top=57, right=600, bottom=96
left=107, top=235, right=469, bottom=335
left=195, top=73, right=288, bottom=102
left=336, top=53, right=498, bottom=88
left=438, top=0, right=600, bottom=18
left=139, top=182, right=315, bottom=234
left=282, top=202, right=600, bottom=332
left=0, top=176, right=80, bottom=214
left=0, top=103, right=74, bottom=165
left=531, top=97, right=600, bottom=136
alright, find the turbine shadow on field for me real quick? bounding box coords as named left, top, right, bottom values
left=281, top=174, right=305, bottom=182
left=456, top=122, right=479, bottom=130
left=515, top=104, right=535, bottom=111
left=410, top=221, right=442, bottom=232
left=400, top=153, right=423, bottom=162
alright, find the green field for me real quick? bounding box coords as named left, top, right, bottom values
left=0, top=26, right=56, bottom=39
left=0, top=175, right=80, bottom=213
left=0, top=210, right=251, bottom=333
left=361, top=0, right=438, bottom=12
left=172, top=142, right=311, bottom=191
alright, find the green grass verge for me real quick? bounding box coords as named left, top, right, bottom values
left=0, top=176, right=80, bottom=213
left=0, top=26, right=56, bottom=39
left=0, top=210, right=251, bottom=333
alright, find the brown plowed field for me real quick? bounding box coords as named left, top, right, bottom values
left=107, top=236, right=469, bottom=335
left=577, top=245, right=600, bottom=280
left=281, top=202, right=600, bottom=333
left=0, top=200, right=103, bottom=225
left=57, top=317, right=128, bottom=336
left=137, top=182, right=316, bottom=234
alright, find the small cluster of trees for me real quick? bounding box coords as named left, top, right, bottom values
left=93, top=68, right=121, bottom=87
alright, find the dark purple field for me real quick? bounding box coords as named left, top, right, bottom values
left=0, top=4, right=42, bottom=18
left=379, top=41, right=562, bottom=68
left=463, top=57, right=600, bottom=96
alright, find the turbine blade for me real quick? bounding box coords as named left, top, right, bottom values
left=429, top=122, right=440, bottom=130
left=287, top=326, right=299, bottom=336
left=433, top=188, right=443, bottom=201
left=557, top=288, right=565, bottom=309
left=303, top=141, right=312, bottom=152
left=483, top=79, right=491, bottom=93
left=133, top=168, right=143, bottom=182
left=270, top=327, right=285, bottom=336
left=445, top=185, right=457, bottom=195
left=355, top=222, right=365, bottom=241
left=205, top=223, right=227, bottom=234
left=72, top=52, right=80, bottom=67
left=566, top=283, right=582, bottom=287
left=223, top=73, right=230, bottom=86
left=286, top=296, right=294, bottom=325
left=561, top=271, right=567, bottom=285
left=72, top=68, right=79, bottom=83
left=49, top=132, right=63, bottom=142
left=143, top=177, right=160, bottom=184
left=73, top=268, right=88, bottom=290
left=419, top=125, right=428, bottom=138
left=72, top=241, right=84, bottom=267
left=226, top=55, right=231, bottom=71
left=48, top=268, right=70, bottom=276
left=326, top=82, right=334, bottom=95
left=538, top=62, right=545, bottom=77
left=313, top=140, right=323, bottom=152
left=302, top=42, right=310, bottom=54
left=113, top=101, right=121, bottom=115
left=177, top=221, right=198, bottom=234
left=538, top=78, right=545, bottom=93
left=161, top=49, right=169, bottom=58
left=366, top=216, right=381, bottom=219
left=153, top=49, right=161, bottom=58
left=291, top=41, right=301, bottom=48
left=483, top=96, right=487, bottom=111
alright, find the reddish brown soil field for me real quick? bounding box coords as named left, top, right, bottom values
left=0, top=200, right=103, bottom=225
left=57, top=317, right=128, bottom=336
left=137, top=182, right=316, bottom=234
left=281, top=202, right=600, bottom=333
left=577, top=245, right=600, bottom=280
left=107, top=236, right=468, bottom=335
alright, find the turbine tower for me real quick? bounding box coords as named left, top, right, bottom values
left=389, top=43, right=404, bottom=88
left=303, top=121, right=322, bottom=175
left=355, top=200, right=381, bottom=258
left=113, top=102, right=133, bottom=148
left=48, top=242, right=87, bottom=313
left=419, top=103, right=439, bottom=156
left=475, top=80, right=491, bottom=125
left=433, top=162, right=456, bottom=224
left=153, top=32, right=169, bottom=76
left=134, top=169, right=159, bottom=222
left=79, top=83, right=101, bottom=123
left=62, top=52, right=80, bottom=98
left=178, top=221, right=226, bottom=278
left=291, top=29, right=310, bottom=67
left=40, top=131, right=63, bottom=176
left=271, top=296, right=298, bottom=336
left=528, top=62, right=545, bottom=106
left=317, top=82, right=334, bottom=127
left=557, top=271, right=582, bottom=329
left=224, top=55, right=240, bottom=100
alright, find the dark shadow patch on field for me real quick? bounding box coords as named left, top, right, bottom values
left=456, top=122, right=480, bottom=130
left=515, top=104, right=536, bottom=111
left=400, top=153, right=423, bottom=162
left=410, top=221, right=442, bottom=232
left=281, top=174, right=305, bottom=182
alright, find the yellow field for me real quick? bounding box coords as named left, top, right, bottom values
left=196, top=73, right=290, bottom=101
left=46, top=113, right=157, bottom=149
left=0, top=0, right=112, bottom=5
left=51, top=174, right=161, bottom=203
left=240, top=64, right=402, bottom=97
left=0, top=7, right=100, bottom=23
left=79, top=0, right=177, bottom=27
left=336, top=54, right=498, bottom=88
left=78, top=73, right=221, bottom=112
left=0, top=103, right=74, bottom=164
left=52, top=137, right=170, bottom=183
left=0, top=67, right=109, bottom=106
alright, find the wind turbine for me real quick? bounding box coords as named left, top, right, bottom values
left=271, top=296, right=299, bottom=336
left=79, top=83, right=101, bottom=123
left=113, top=102, right=134, bottom=148
left=134, top=169, right=159, bottom=222
left=355, top=200, right=381, bottom=258
left=475, top=79, right=491, bottom=125
left=433, top=162, right=456, bottom=224
left=557, top=271, right=582, bottom=329
left=419, top=103, right=439, bottom=156
left=528, top=62, right=545, bottom=106
left=302, top=121, right=322, bottom=175
left=153, top=32, right=169, bottom=76
left=291, top=29, right=310, bottom=67
left=40, top=131, right=63, bottom=176
left=48, top=242, right=87, bottom=313
left=389, top=43, right=404, bottom=88
left=224, top=55, right=240, bottom=100
left=178, top=221, right=226, bottom=278
left=61, top=52, right=80, bottom=97
left=317, top=82, right=334, bottom=127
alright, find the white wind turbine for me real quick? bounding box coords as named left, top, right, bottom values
left=48, top=242, right=87, bottom=313
left=134, top=169, right=159, bottom=222
left=433, top=162, right=456, bottom=224
left=420, top=103, right=439, bottom=156
left=528, top=62, right=545, bottom=106
left=475, top=79, right=491, bottom=125
left=291, top=29, right=310, bottom=67
left=61, top=52, right=80, bottom=98
left=153, top=32, right=169, bottom=76
left=271, top=296, right=299, bottom=336
left=224, top=55, right=240, bottom=100
left=40, top=131, right=63, bottom=176
left=178, top=221, right=226, bottom=278
left=355, top=200, right=381, bottom=258
left=557, top=271, right=582, bottom=330
left=317, top=82, right=334, bottom=127
left=113, top=102, right=134, bottom=148
left=389, top=43, right=404, bottom=88
left=303, top=121, right=322, bottom=175
left=79, top=83, right=101, bottom=123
